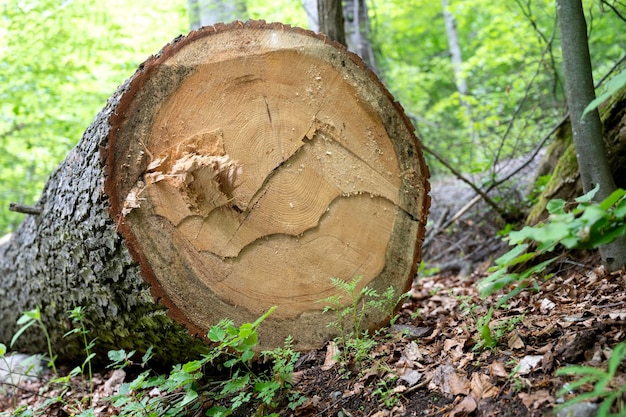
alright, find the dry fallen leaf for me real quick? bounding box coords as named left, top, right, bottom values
left=516, top=355, right=543, bottom=375
left=488, top=361, right=508, bottom=378
left=470, top=372, right=498, bottom=399
left=449, top=394, right=477, bottom=417
left=540, top=298, right=556, bottom=313
left=449, top=371, right=470, bottom=396
left=321, top=341, right=339, bottom=371
left=518, top=389, right=553, bottom=410
left=397, top=368, right=422, bottom=387
left=404, top=341, right=422, bottom=361
left=508, top=331, right=525, bottom=350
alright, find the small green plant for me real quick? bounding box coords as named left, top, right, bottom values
left=3, top=305, right=304, bottom=417
left=473, top=309, right=525, bottom=351
left=0, top=342, right=17, bottom=407
left=555, top=342, right=626, bottom=417
left=63, top=307, right=96, bottom=403
left=478, top=186, right=626, bottom=307
left=319, top=276, right=406, bottom=365
left=418, top=260, right=441, bottom=277
left=475, top=307, right=497, bottom=350
left=206, top=306, right=305, bottom=415
left=108, top=306, right=302, bottom=417
left=257, top=336, right=306, bottom=411
left=504, top=358, right=529, bottom=393
left=11, top=307, right=57, bottom=374
left=372, top=374, right=401, bottom=408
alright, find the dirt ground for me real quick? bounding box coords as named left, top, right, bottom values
left=2, top=173, right=625, bottom=416
left=2, top=250, right=625, bottom=416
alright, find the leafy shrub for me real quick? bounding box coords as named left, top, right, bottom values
left=478, top=186, right=626, bottom=306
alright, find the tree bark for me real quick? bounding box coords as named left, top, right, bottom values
left=556, top=0, right=626, bottom=270
left=302, top=0, right=319, bottom=31
left=317, top=0, right=346, bottom=46
left=0, top=21, right=430, bottom=363
left=441, top=0, right=467, bottom=97
left=343, top=0, right=378, bottom=72
left=527, top=85, right=626, bottom=225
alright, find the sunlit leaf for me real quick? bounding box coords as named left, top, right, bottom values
left=582, top=69, right=626, bottom=117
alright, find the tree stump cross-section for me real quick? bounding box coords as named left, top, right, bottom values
left=105, top=21, right=430, bottom=351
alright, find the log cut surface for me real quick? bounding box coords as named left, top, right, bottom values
left=105, top=21, right=429, bottom=350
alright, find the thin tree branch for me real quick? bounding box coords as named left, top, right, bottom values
left=9, top=203, right=42, bottom=215
left=421, top=143, right=509, bottom=220
left=599, top=0, right=626, bottom=23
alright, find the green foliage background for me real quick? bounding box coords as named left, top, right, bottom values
left=0, top=0, right=189, bottom=233
left=371, top=0, right=626, bottom=177
left=1, top=0, right=625, bottom=234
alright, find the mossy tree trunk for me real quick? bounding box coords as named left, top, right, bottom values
left=527, top=83, right=626, bottom=226
left=556, top=0, right=626, bottom=270
left=0, top=21, right=429, bottom=364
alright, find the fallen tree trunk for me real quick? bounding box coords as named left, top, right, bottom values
left=0, top=21, right=430, bottom=363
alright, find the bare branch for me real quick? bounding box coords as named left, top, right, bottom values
left=9, top=203, right=42, bottom=215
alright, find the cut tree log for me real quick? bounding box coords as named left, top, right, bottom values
left=0, top=21, right=429, bottom=363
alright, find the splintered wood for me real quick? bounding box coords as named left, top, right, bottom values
left=106, top=21, right=429, bottom=351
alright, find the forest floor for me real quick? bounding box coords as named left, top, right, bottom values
left=2, top=173, right=626, bottom=416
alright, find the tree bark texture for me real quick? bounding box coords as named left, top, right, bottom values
left=527, top=85, right=626, bottom=226
left=0, top=21, right=430, bottom=362
left=302, top=0, right=319, bottom=32
left=556, top=0, right=626, bottom=270
left=317, top=0, right=346, bottom=46
left=343, top=0, right=378, bottom=72
left=441, top=0, right=467, bottom=97
left=0, top=78, right=209, bottom=365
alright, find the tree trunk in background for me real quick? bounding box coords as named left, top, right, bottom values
left=317, top=0, right=346, bottom=46
left=0, top=21, right=430, bottom=363
left=441, top=0, right=467, bottom=97
left=556, top=0, right=626, bottom=270
left=303, top=0, right=319, bottom=31
left=343, top=0, right=377, bottom=72
left=527, top=85, right=626, bottom=225
left=188, top=0, right=247, bottom=29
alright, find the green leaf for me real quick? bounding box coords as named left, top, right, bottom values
left=142, top=346, right=154, bottom=365
left=582, top=70, right=626, bottom=117
left=16, top=310, right=37, bottom=326
left=238, top=323, right=254, bottom=339
left=525, top=222, right=571, bottom=244
left=108, top=349, right=129, bottom=363
left=224, top=358, right=238, bottom=368
left=575, top=184, right=600, bottom=203
left=240, top=349, right=254, bottom=363
left=177, top=389, right=198, bottom=408
left=254, top=380, right=281, bottom=404
left=493, top=243, right=529, bottom=265
left=222, top=373, right=250, bottom=395
left=10, top=319, right=36, bottom=347
left=206, top=405, right=231, bottom=417
left=478, top=270, right=519, bottom=298
left=599, top=188, right=626, bottom=211
left=556, top=364, right=606, bottom=378
left=252, top=306, right=277, bottom=328
left=182, top=360, right=202, bottom=373
left=546, top=198, right=567, bottom=214
left=607, top=343, right=626, bottom=375
left=208, top=326, right=226, bottom=342
left=0, top=343, right=6, bottom=356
